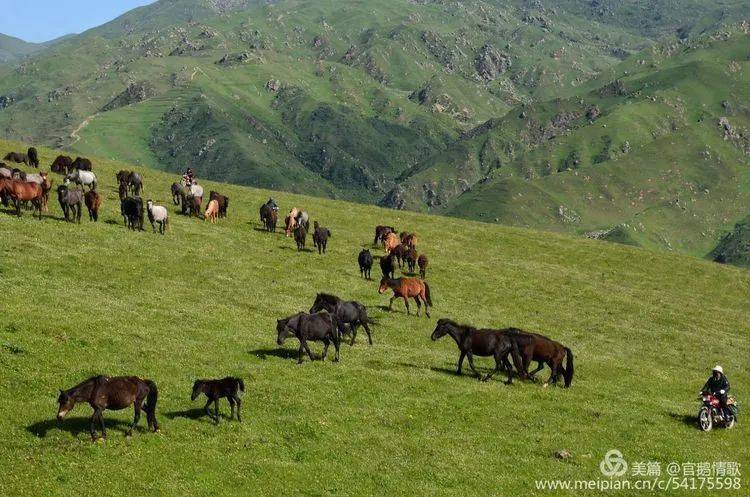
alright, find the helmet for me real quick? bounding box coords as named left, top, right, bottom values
left=712, top=365, right=723, bottom=374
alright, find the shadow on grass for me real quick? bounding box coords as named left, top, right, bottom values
left=277, top=245, right=314, bottom=253
left=249, top=348, right=299, bottom=360
left=27, top=416, right=133, bottom=438
left=668, top=412, right=698, bottom=429
left=164, top=408, right=207, bottom=421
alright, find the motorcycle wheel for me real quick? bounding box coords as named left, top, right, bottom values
left=699, top=407, right=713, bottom=432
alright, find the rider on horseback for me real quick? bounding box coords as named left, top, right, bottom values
left=182, top=168, right=195, bottom=187
left=702, top=365, right=730, bottom=419
left=266, top=198, right=279, bottom=211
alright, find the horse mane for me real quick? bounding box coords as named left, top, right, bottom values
left=316, top=293, right=341, bottom=305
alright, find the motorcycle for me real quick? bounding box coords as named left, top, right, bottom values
left=698, top=391, right=737, bottom=431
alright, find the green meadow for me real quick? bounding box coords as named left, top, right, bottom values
left=0, top=140, right=748, bottom=496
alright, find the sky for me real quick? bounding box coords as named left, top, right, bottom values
left=0, top=0, right=157, bottom=43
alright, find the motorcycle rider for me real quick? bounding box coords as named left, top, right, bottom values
left=702, top=365, right=730, bottom=419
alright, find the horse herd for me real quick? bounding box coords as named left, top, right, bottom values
left=4, top=147, right=576, bottom=442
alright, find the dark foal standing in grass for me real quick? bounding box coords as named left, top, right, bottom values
left=56, top=375, right=159, bottom=441
left=191, top=377, right=244, bottom=423
left=358, top=249, right=373, bottom=279
left=418, top=254, right=429, bottom=279
left=310, top=293, right=373, bottom=345
left=379, top=253, right=395, bottom=279
left=294, top=224, right=307, bottom=251
left=431, top=319, right=525, bottom=384
left=379, top=277, right=432, bottom=317
left=277, top=312, right=341, bottom=363
left=312, top=221, right=331, bottom=254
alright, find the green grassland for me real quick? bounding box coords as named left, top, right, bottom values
left=0, top=139, right=748, bottom=496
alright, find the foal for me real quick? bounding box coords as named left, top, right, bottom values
left=191, top=377, right=245, bottom=423
left=378, top=277, right=432, bottom=318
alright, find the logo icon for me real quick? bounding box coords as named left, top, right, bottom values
left=600, top=449, right=628, bottom=477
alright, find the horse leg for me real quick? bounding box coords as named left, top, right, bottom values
left=349, top=323, right=358, bottom=346
left=333, top=333, right=340, bottom=362
left=98, top=409, right=107, bottom=439
left=90, top=410, right=99, bottom=441
left=388, top=296, right=396, bottom=311
left=214, top=399, right=221, bottom=423
left=204, top=398, right=215, bottom=421
left=456, top=351, right=466, bottom=375
left=403, top=296, right=410, bottom=315
left=482, top=353, right=506, bottom=383
left=528, top=361, right=545, bottom=379
left=128, top=402, right=142, bottom=436
left=362, top=320, right=372, bottom=345
left=321, top=337, right=330, bottom=361
left=414, top=295, right=421, bottom=317
left=544, top=361, right=557, bottom=388
left=467, top=353, right=481, bottom=378
left=234, top=396, right=242, bottom=421
left=301, top=338, right=316, bottom=362
left=297, top=343, right=305, bottom=364
left=227, top=396, right=236, bottom=420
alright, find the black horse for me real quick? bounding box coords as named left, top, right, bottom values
left=121, top=196, right=144, bottom=230
left=277, top=312, right=341, bottom=363
left=57, top=375, right=159, bottom=441
left=312, top=221, right=331, bottom=254
left=27, top=147, right=39, bottom=168
left=294, top=224, right=307, bottom=251
left=379, top=253, right=395, bottom=279
left=191, top=377, right=245, bottom=423
left=431, top=319, right=525, bottom=384
left=72, top=157, right=93, bottom=171
left=501, top=328, right=574, bottom=388
left=56, top=185, right=83, bottom=223
left=310, top=293, right=372, bottom=345
left=358, top=249, right=373, bottom=279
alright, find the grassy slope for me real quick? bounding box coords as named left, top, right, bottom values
left=0, top=139, right=748, bottom=496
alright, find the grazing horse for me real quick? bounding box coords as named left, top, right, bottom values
left=260, top=203, right=277, bottom=232
left=146, top=200, right=169, bottom=234
left=171, top=182, right=185, bottom=206
left=379, top=253, right=395, bottom=279
left=3, top=151, right=28, bottom=166
left=312, top=221, right=331, bottom=254
left=51, top=155, right=73, bottom=174
left=204, top=199, right=219, bottom=223
left=277, top=312, right=341, bottom=363
left=72, top=157, right=92, bottom=171
left=405, top=247, right=418, bottom=273
left=310, top=293, right=372, bottom=345
left=383, top=232, right=400, bottom=253
left=294, top=224, right=307, bottom=251
left=56, top=375, right=159, bottom=441
left=284, top=207, right=299, bottom=236
left=84, top=190, right=101, bottom=221
left=191, top=377, right=245, bottom=423
left=209, top=191, right=229, bottom=218
left=503, top=329, right=574, bottom=388
left=66, top=169, right=97, bottom=191
left=57, top=185, right=83, bottom=223
left=378, top=277, right=432, bottom=317
left=418, top=254, right=429, bottom=279
left=358, top=249, right=373, bottom=279
left=374, top=225, right=396, bottom=245
left=0, top=179, right=43, bottom=218
left=121, top=196, right=144, bottom=230
left=431, top=319, right=524, bottom=384
left=27, top=147, right=39, bottom=168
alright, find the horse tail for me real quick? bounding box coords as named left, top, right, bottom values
left=424, top=282, right=433, bottom=307
left=144, top=379, right=159, bottom=413
left=238, top=378, right=245, bottom=393
left=563, top=347, right=574, bottom=388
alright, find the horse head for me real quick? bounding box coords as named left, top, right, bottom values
left=190, top=380, right=204, bottom=401
left=378, top=277, right=391, bottom=294
left=431, top=319, right=456, bottom=341
left=56, top=390, right=74, bottom=420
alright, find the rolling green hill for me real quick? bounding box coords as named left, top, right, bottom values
left=0, top=139, right=748, bottom=496
left=0, top=33, right=44, bottom=63
left=0, top=1, right=749, bottom=260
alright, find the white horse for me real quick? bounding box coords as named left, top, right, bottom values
left=24, top=172, right=46, bottom=185
left=146, top=200, right=169, bottom=234
left=190, top=183, right=203, bottom=198
left=66, top=169, right=97, bottom=191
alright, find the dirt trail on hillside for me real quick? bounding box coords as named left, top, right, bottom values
left=70, top=113, right=99, bottom=145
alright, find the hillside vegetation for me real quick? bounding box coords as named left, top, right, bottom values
left=0, top=139, right=748, bottom=496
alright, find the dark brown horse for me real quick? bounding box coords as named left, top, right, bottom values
left=27, top=147, right=39, bottom=168
left=260, top=203, right=277, bottom=232
left=3, top=151, right=28, bottom=166
left=51, top=155, right=73, bottom=174
left=294, top=224, right=307, bottom=251
left=405, top=247, right=418, bottom=273
left=277, top=312, right=341, bottom=363
left=0, top=178, right=44, bottom=218
left=85, top=190, right=102, bottom=221
left=380, top=253, right=395, bottom=279
left=431, top=319, right=525, bottom=383
left=418, top=254, right=429, bottom=279
left=191, top=377, right=245, bottom=423
left=400, top=232, right=417, bottom=248
left=312, top=221, right=331, bottom=254
left=209, top=191, right=229, bottom=218
left=374, top=225, right=395, bottom=245
left=391, top=244, right=409, bottom=268
left=56, top=375, right=159, bottom=440
left=378, top=277, right=432, bottom=317
left=503, top=329, right=574, bottom=387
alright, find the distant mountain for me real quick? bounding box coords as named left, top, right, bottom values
left=0, top=33, right=44, bottom=62
left=0, top=0, right=748, bottom=258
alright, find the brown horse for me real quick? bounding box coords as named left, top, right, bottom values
left=383, top=232, right=400, bottom=253
left=378, top=277, right=432, bottom=317
left=401, top=232, right=418, bottom=248
left=418, top=254, right=429, bottom=279
left=503, top=329, right=574, bottom=388
left=56, top=375, right=159, bottom=441
left=51, top=155, right=73, bottom=174
left=85, top=190, right=102, bottom=221
left=374, top=225, right=395, bottom=245
left=0, top=178, right=44, bottom=218
left=284, top=207, right=300, bottom=236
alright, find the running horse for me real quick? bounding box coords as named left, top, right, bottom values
left=56, top=375, right=159, bottom=441
left=284, top=207, right=300, bottom=237
left=378, top=277, right=432, bottom=318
